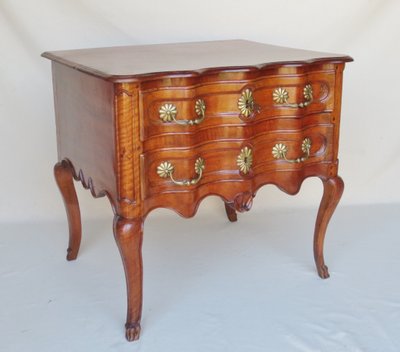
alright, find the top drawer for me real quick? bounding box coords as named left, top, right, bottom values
left=140, top=69, right=336, bottom=139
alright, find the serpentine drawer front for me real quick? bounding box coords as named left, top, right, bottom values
left=42, top=40, right=352, bottom=341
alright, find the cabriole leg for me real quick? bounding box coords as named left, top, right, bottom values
left=313, top=176, right=344, bottom=279
left=113, top=216, right=144, bottom=341
left=54, top=160, right=82, bottom=261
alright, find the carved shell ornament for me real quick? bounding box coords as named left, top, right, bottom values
left=237, top=146, right=253, bottom=174
left=238, top=89, right=255, bottom=117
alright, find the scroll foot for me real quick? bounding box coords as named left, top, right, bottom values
left=125, top=322, right=141, bottom=341
left=317, top=264, right=330, bottom=279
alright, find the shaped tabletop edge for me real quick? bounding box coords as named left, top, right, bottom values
left=41, top=40, right=353, bottom=82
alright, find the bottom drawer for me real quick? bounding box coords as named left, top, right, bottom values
left=141, top=125, right=334, bottom=199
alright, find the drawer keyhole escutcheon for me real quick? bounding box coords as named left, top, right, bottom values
left=238, top=89, right=257, bottom=117
left=159, top=99, right=206, bottom=125
left=157, top=157, right=205, bottom=186
left=237, top=146, right=253, bottom=174
left=272, top=138, right=312, bottom=163
left=273, top=84, right=313, bottom=108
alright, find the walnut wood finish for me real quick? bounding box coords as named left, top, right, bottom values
left=41, top=39, right=352, bottom=81
left=54, top=160, right=82, bottom=260
left=224, top=202, right=238, bottom=222
left=314, top=176, right=344, bottom=278
left=113, top=216, right=143, bottom=341
left=43, top=40, right=352, bottom=341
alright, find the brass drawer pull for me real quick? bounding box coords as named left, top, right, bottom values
left=272, top=138, right=312, bottom=163
left=157, top=157, right=205, bottom=186
left=159, top=99, right=206, bottom=125
left=238, top=89, right=257, bottom=117
left=237, top=146, right=253, bottom=174
left=273, top=84, right=313, bottom=108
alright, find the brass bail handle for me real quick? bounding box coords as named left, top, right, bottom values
left=159, top=99, right=206, bottom=125
left=272, top=138, right=312, bottom=163
left=273, top=84, right=313, bottom=108
left=157, top=158, right=205, bottom=186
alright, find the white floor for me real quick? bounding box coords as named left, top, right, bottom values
left=1, top=204, right=400, bottom=352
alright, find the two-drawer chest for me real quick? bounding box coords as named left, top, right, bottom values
left=42, top=40, right=352, bottom=341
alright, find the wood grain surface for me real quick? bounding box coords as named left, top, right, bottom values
left=42, top=40, right=352, bottom=81
left=45, top=41, right=351, bottom=341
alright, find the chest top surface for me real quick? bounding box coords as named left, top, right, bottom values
left=42, top=39, right=352, bottom=81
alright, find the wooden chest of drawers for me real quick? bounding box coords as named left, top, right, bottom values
left=42, top=40, right=352, bottom=341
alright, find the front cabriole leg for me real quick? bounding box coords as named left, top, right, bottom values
left=113, top=215, right=144, bottom=341
left=313, top=176, right=344, bottom=279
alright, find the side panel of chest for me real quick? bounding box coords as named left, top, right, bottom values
left=52, top=63, right=117, bottom=203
